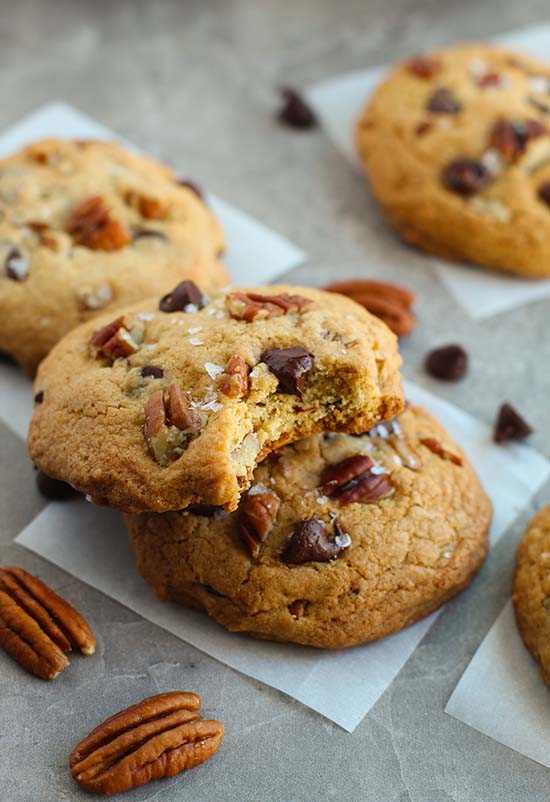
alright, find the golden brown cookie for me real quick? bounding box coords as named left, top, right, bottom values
left=513, top=506, right=550, bottom=682
left=0, top=139, right=227, bottom=374
left=126, top=405, right=492, bottom=648
left=356, top=43, right=550, bottom=278
left=28, top=282, right=404, bottom=513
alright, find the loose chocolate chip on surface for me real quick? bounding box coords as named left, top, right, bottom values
left=140, top=365, right=164, bottom=379
left=443, top=158, right=492, bottom=196
left=185, top=503, right=228, bottom=518
left=159, top=280, right=205, bottom=313
left=34, top=390, right=44, bottom=404
left=35, top=469, right=78, bottom=501
left=537, top=181, right=550, bottom=206
left=427, top=88, right=461, bottom=113
left=178, top=179, right=204, bottom=200
left=277, top=88, right=318, bottom=130
left=425, top=344, right=468, bottom=381
left=5, top=247, right=29, bottom=280
left=261, top=345, right=314, bottom=396
left=283, top=517, right=345, bottom=564
left=131, top=227, right=169, bottom=242
left=494, top=403, right=533, bottom=443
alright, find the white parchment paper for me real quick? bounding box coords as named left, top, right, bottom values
left=446, top=600, right=550, bottom=769
left=16, top=381, right=550, bottom=732
left=306, top=23, right=550, bottom=319
left=0, top=102, right=306, bottom=439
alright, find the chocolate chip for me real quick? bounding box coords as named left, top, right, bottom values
left=427, top=88, right=461, bottom=113
left=140, top=365, right=164, bottom=379
left=35, top=469, right=79, bottom=501
left=283, top=517, right=344, bottom=564
left=425, top=344, right=468, bottom=381
left=34, top=390, right=44, bottom=404
left=5, top=247, right=29, bottom=280
left=178, top=180, right=204, bottom=200
left=277, top=88, right=318, bottom=130
left=132, top=227, right=169, bottom=243
left=537, top=181, right=550, bottom=206
left=159, top=280, right=205, bottom=313
left=494, top=403, right=533, bottom=444
left=442, top=158, right=492, bottom=196
left=261, top=345, right=314, bottom=396
left=185, top=502, right=228, bottom=518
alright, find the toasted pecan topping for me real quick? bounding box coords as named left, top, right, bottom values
left=221, top=355, right=250, bottom=399
left=239, top=487, right=281, bottom=558
left=418, top=435, right=463, bottom=466
left=124, top=189, right=167, bottom=219
left=319, top=454, right=394, bottom=504
left=226, top=291, right=312, bottom=322
left=143, top=386, right=203, bottom=465
left=67, top=195, right=130, bottom=251
left=89, top=315, right=142, bottom=361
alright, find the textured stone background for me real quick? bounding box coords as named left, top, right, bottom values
left=1, top=1, right=550, bottom=800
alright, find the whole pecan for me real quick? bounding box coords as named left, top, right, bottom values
left=0, top=567, right=95, bottom=679
left=239, top=487, right=280, bottom=558
left=324, top=279, right=416, bottom=337
left=89, top=316, right=142, bottom=361
left=319, top=454, right=394, bottom=504
left=67, top=195, right=130, bottom=251
left=70, top=691, right=224, bottom=796
left=226, top=291, right=312, bottom=322
left=143, top=385, right=203, bottom=465
left=283, top=517, right=349, bottom=564
left=418, top=435, right=463, bottom=466
left=221, top=354, right=250, bottom=399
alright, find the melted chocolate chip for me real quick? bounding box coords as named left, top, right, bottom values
left=140, top=365, right=164, bottom=379
left=283, top=517, right=343, bottom=564
left=427, top=88, right=461, bottom=114
left=538, top=181, right=550, bottom=206
left=5, top=247, right=29, bottom=280
left=494, top=403, right=533, bottom=444
left=132, top=227, right=169, bottom=243
left=185, top=503, right=228, bottom=518
left=178, top=179, right=204, bottom=200
left=159, top=280, right=205, bottom=313
left=277, top=88, right=318, bottom=130
left=442, top=158, right=492, bottom=196
left=261, top=346, right=314, bottom=397
left=425, top=344, right=468, bottom=381
left=34, top=390, right=44, bottom=404
left=35, top=469, right=79, bottom=501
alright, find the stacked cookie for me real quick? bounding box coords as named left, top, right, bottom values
left=28, top=273, right=492, bottom=648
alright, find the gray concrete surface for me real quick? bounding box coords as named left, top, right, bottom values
left=1, top=1, right=550, bottom=800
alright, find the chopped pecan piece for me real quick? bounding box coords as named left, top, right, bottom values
left=226, top=291, right=312, bottom=322
left=89, top=315, right=143, bottom=361
left=221, top=355, right=250, bottom=399
left=124, top=190, right=167, bottom=219
left=324, top=279, right=415, bottom=337
left=407, top=55, right=442, bottom=79
left=418, top=435, right=463, bottom=466
left=0, top=567, right=95, bottom=679
left=70, top=691, right=224, bottom=795
left=239, top=486, right=281, bottom=558
left=144, top=385, right=203, bottom=465
left=283, top=517, right=348, bottom=564
left=159, top=280, right=205, bottom=313
left=260, top=345, right=314, bottom=397
left=490, top=118, right=546, bottom=161
left=319, top=454, right=394, bottom=504
left=67, top=195, right=130, bottom=251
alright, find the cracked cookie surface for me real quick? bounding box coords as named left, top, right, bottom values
left=28, top=283, right=404, bottom=513
left=0, top=139, right=227, bottom=374
left=356, top=43, right=550, bottom=277
left=513, top=506, right=550, bottom=682
left=125, top=405, right=491, bottom=648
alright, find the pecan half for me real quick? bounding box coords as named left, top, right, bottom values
left=260, top=345, right=314, bottom=396
left=239, top=486, right=280, bottom=558
left=70, top=691, right=224, bottom=796
left=226, top=291, right=312, bottom=322
left=144, top=385, right=203, bottom=465
left=324, top=279, right=416, bottom=337
left=220, top=355, right=250, bottom=399
left=283, top=517, right=348, bottom=564
left=319, top=454, right=394, bottom=504
left=490, top=118, right=546, bottom=161
left=67, top=195, right=131, bottom=251
left=406, top=55, right=442, bottom=79
left=89, top=315, right=143, bottom=361
left=418, top=435, right=463, bottom=466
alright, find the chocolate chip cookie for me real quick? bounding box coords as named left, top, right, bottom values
left=356, top=43, right=550, bottom=277
left=28, top=282, right=404, bottom=513
left=0, top=139, right=227, bottom=374
left=125, top=405, right=492, bottom=648
left=513, top=506, right=550, bottom=682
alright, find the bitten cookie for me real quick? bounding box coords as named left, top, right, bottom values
left=356, top=43, right=550, bottom=278
left=0, top=139, right=227, bottom=374
left=126, top=405, right=492, bottom=649
left=28, top=282, right=404, bottom=513
left=513, top=506, right=550, bottom=682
